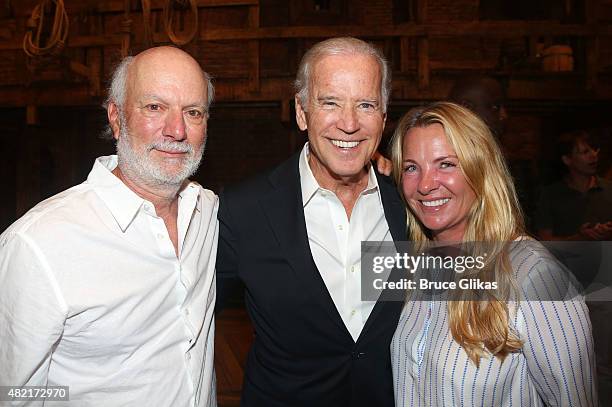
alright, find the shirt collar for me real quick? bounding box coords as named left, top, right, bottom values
left=592, top=176, right=605, bottom=191
left=87, top=155, right=198, bottom=232
left=298, top=143, right=381, bottom=208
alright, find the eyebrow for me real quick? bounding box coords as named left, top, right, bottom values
left=403, top=155, right=458, bottom=162
left=316, top=96, right=340, bottom=102
left=316, top=96, right=380, bottom=104
left=139, top=94, right=207, bottom=109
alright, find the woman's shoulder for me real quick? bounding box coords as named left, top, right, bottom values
left=508, top=236, right=581, bottom=301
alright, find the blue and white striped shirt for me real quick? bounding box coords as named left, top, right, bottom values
left=391, top=238, right=597, bottom=406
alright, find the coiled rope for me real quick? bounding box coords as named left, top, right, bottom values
left=163, top=0, right=199, bottom=46
left=23, top=0, right=69, bottom=57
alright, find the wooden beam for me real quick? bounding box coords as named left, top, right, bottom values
left=417, top=37, right=429, bottom=89
left=26, top=105, right=38, bottom=125
left=87, top=48, right=102, bottom=96
left=0, top=22, right=609, bottom=51
left=399, top=37, right=411, bottom=73
left=586, top=36, right=599, bottom=89
left=416, top=0, right=428, bottom=23
left=95, top=0, right=260, bottom=14
left=3, top=75, right=610, bottom=109
left=247, top=5, right=260, bottom=93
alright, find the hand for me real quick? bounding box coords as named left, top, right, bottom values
left=373, top=151, right=392, bottom=176
left=579, top=222, right=612, bottom=240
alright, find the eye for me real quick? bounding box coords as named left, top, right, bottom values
left=440, top=161, right=457, bottom=169
left=145, top=104, right=161, bottom=111
left=358, top=102, right=375, bottom=110
left=404, top=164, right=417, bottom=173
left=186, top=109, right=203, bottom=118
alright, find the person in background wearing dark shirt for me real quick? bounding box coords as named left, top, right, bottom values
left=536, top=130, right=612, bottom=241
left=536, top=129, right=612, bottom=404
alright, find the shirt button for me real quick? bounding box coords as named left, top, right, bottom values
left=157, top=233, right=164, bottom=239
left=351, top=309, right=356, bottom=316
left=184, top=308, right=190, bottom=316
left=338, top=225, right=343, bottom=231
left=186, top=353, right=191, bottom=361
left=351, top=266, right=355, bottom=273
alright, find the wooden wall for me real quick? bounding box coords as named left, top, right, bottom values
left=1, top=0, right=612, bottom=230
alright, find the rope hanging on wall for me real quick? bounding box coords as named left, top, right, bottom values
left=163, top=0, right=199, bottom=46
left=23, top=0, right=69, bottom=57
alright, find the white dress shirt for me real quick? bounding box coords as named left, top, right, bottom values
left=0, top=155, right=218, bottom=407
left=299, top=144, right=392, bottom=341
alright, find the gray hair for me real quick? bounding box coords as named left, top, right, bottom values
left=101, top=54, right=215, bottom=140
left=294, top=37, right=391, bottom=113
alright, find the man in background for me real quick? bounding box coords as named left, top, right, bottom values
left=536, top=130, right=612, bottom=241
left=0, top=46, right=218, bottom=406
left=448, top=75, right=508, bottom=138
left=449, top=75, right=544, bottom=230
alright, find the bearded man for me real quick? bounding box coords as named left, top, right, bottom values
left=0, top=47, right=218, bottom=406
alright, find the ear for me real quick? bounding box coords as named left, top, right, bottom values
left=107, top=102, right=122, bottom=140
left=561, top=154, right=572, bottom=167
left=295, top=95, right=308, bottom=131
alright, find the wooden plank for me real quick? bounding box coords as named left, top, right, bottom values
left=95, top=0, right=259, bottom=14
left=193, top=23, right=608, bottom=41
left=586, top=36, right=599, bottom=89
left=416, top=0, right=427, bottom=23
left=429, top=60, right=497, bottom=70
left=400, top=37, right=411, bottom=73
left=247, top=5, right=260, bottom=92
left=2, top=74, right=611, bottom=109
left=417, top=37, right=429, bottom=89
left=1, top=23, right=609, bottom=51
left=87, top=48, right=103, bottom=96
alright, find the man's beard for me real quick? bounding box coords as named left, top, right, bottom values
left=116, top=115, right=205, bottom=188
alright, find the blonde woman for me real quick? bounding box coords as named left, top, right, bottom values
left=389, top=102, right=597, bottom=406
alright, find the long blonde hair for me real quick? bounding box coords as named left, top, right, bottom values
left=389, top=102, right=525, bottom=365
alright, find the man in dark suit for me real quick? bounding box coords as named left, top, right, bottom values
left=217, top=37, right=407, bottom=407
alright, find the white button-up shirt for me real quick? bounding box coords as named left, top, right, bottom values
left=0, top=156, right=218, bottom=406
left=299, top=144, right=392, bottom=341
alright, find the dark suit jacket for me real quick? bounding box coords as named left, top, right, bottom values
left=217, top=152, right=407, bottom=407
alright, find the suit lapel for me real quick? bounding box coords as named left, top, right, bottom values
left=358, top=171, right=408, bottom=342
left=377, top=171, right=407, bottom=243
left=258, top=153, right=353, bottom=339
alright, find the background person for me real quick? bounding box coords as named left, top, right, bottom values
left=389, top=102, right=596, bottom=406
left=536, top=130, right=612, bottom=241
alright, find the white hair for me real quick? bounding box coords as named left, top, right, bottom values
left=294, top=37, right=391, bottom=113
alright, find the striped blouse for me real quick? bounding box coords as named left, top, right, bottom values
left=391, top=238, right=598, bottom=406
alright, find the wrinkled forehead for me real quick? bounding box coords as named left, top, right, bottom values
left=310, top=53, right=382, bottom=87
left=127, top=52, right=207, bottom=102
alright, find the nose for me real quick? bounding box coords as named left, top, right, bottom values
left=417, top=167, right=439, bottom=195
left=499, top=106, right=508, bottom=122
left=337, top=106, right=359, bottom=134
left=163, top=108, right=187, bottom=140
